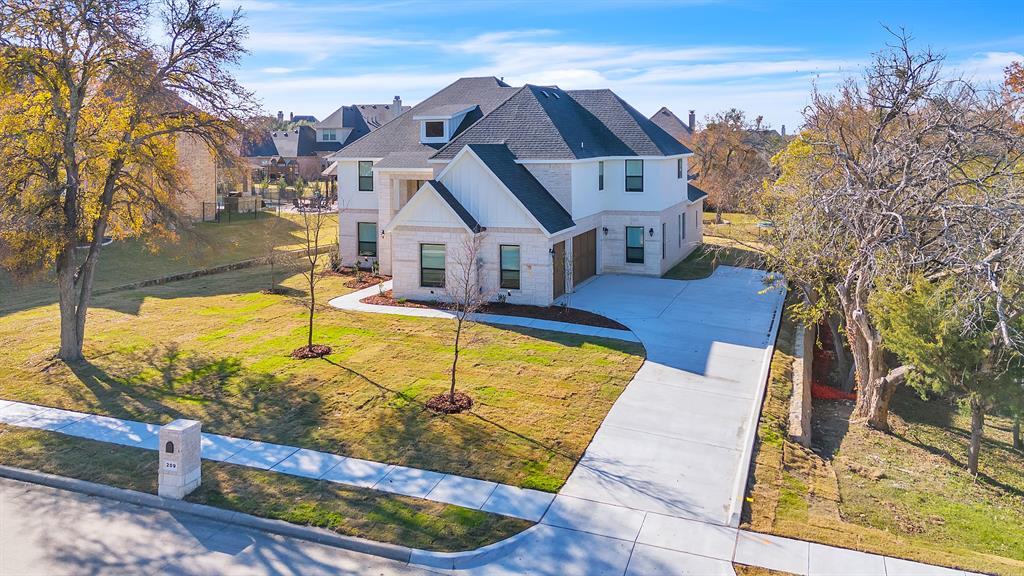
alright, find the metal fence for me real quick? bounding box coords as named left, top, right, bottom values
left=201, top=196, right=268, bottom=222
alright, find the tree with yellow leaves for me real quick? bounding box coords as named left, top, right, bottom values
left=0, top=0, right=256, bottom=361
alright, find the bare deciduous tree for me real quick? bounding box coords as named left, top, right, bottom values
left=758, top=29, right=1024, bottom=430
left=427, top=232, right=493, bottom=414
left=692, top=109, right=781, bottom=223
left=291, top=207, right=335, bottom=358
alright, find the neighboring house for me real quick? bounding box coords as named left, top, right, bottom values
left=649, top=107, right=695, bottom=145
left=174, top=134, right=217, bottom=220
left=330, top=77, right=707, bottom=307
left=244, top=100, right=405, bottom=184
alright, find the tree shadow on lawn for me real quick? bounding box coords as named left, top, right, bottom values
left=58, top=345, right=325, bottom=445
left=320, top=357, right=582, bottom=488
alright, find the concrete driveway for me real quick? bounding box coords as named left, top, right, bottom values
left=557, top=267, right=785, bottom=526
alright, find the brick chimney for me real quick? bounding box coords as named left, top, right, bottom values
left=289, top=112, right=293, bottom=122
left=392, top=95, right=402, bottom=120
left=781, top=124, right=787, bottom=137
left=688, top=110, right=696, bottom=133
left=277, top=110, right=283, bottom=122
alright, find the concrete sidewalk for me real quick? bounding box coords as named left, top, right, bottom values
left=0, top=399, right=555, bottom=523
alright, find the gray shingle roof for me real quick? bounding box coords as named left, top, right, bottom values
left=688, top=183, right=709, bottom=202
left=428, top=180, right=483, bottom=233
left=331, top=77, right=518, bottom=168
left=433, top=85, right=691, bottom=161
left=467, top=144, right=575, bottom=235
left=649, top=107, right=692, bottom=144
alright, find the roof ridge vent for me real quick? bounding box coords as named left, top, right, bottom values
left=553, top=91, right=560, bottom=99
left=541, top=90, right=549, bottom=98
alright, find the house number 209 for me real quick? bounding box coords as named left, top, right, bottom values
left=165, top=462, right=177, bottom=469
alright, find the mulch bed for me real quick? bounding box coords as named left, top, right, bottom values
left=343, top=274, right=391, bottom=290
left=360, top=290, right=628, bottom=330
left=426, top=392, right=474, bottom=414
left=290, top=344, right=332, bottom=359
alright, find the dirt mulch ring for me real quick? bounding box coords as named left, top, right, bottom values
left=426, top=392, right=473, bottom=414
left=290, top=344, right=333, bottom=359
left=360, top=290, right=628, bottom=330
left=343, top=274, right=391, bottom=290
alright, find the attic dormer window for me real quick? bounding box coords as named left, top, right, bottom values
left=322, top=129, right=337, bottom=141
left=424, top=121, right=444, bottom=138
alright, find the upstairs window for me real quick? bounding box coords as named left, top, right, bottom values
left=499, top=245, right=521, bottom=290
left=677, top=158, right=684, bottom=179
left=424, top=121, right=445, bottom=138
left=358, top=161, right=373, bottom=191
left=626, top=226, right=645, bottom=264
left=625, top=159, right=643, bottom=192
left=322, top=129, right=337, bottom=141
left=598, top=161, right=605, bottom=190
left=357, top=222, right=377, bottom=257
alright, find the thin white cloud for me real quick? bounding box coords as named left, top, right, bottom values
left=954, top=51, right=1022, bottom=85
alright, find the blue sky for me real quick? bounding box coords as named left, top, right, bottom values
left=221, top=0, right=1023, bottom=130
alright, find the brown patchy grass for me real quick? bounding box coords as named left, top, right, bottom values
left=743, top=305, right=1024, bottom=576
left=733, top=565, right=797, bottom=576
left=0, top=424, right=529, bottom=551
left=0, top=263, right=643, bottom=492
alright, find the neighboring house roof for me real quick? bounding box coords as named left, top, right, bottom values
left=331, top=77, right=519, bottom=169
left=467, top=144, right=575, bottom=235
left=688, top=183, right=709, bottom=202
left=433, top=85, right=690, bottom=161
left=427, top=180, right=483, bottom=233
left=313, top=103, right=411, bottom=152
left=291, top=115, right=318, bottom=123
left=270, top=126, right=317, bottom=157
left=649, top=107, right=692, bottom=144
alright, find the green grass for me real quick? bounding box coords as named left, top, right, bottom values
left=0, top=212, right=338, bottom=313
left=663, top=242, right=765, bottom=280
left=0, top=264, right=644, bottom=491
left=0, top=424, right=529, bottom=551
left=743, top=304, right=1024, bottom=576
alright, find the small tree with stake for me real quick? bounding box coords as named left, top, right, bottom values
left=291, top=207, right=335, bottom=359
left=427, top=231, right=493, bottom=414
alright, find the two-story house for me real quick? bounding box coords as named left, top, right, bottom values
left=329, top=77, right=707, bottom=306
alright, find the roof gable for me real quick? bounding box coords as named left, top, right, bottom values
left=384, top=180, right=482, bottom=233
left=331, top=77, right=518, bottom=169
left=649, top=107, right=692, bottom=144
left=461, top=144, right=575, bottom=235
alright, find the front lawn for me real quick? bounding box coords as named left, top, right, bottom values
left=0, top=264, right=644, bottom=491
left=743, top=305, right=1024, bottom=575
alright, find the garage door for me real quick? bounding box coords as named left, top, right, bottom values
left=572, top=228, right=597, bottom=287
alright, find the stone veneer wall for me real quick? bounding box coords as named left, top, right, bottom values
left=524, top=163, right=573, bottom=213
left=389, top=225, right=554, bottom=306
left=338, top=208, right=378, bottom=268
left=175, top=134, right=217, bottom=220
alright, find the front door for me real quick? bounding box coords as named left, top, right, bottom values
left=572, top=228, right=597, bottom=287
left=552, top=241, right=566, bottom=300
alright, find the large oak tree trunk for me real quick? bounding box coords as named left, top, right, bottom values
left=840, top=281, right=894, bottom=430
left=968, top=397, right=984, bottom=476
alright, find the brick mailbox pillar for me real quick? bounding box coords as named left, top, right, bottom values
left=158, top=419, right=202, bottom=499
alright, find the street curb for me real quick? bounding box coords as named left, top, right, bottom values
left=0, top=464, right=413, bottom=563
